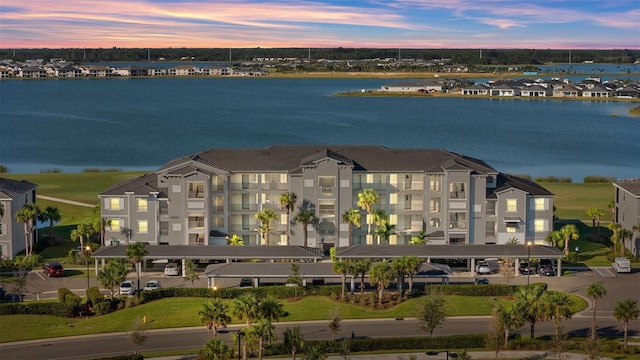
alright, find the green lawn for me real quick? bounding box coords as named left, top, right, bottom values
left=0, top=293, right=587, bottom=343
left=541, top=182, right=614, bottom=222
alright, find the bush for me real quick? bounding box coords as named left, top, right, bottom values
left=0, top=302, right=78, bottom=317
left=93, top=299, right=114, bottom=315
left=86, top=287, right=103, bottom=305
left=138, top=285, right=342, bottom=303
left=420, top=283, right=541, bottom=297
left=89, top=354, right=143, bottom=360
left=583, top=175, right=616, bottom=183
left=58, top=288, right=73, bottom=303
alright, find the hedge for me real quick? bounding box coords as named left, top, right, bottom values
left=139, top=285, right=342, bottom=303
left=420, top=283, right=545, bottom=297
left=0, top=302, right=78, bottom=317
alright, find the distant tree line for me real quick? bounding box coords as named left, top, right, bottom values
left=1, top=48, right=638, bottom=65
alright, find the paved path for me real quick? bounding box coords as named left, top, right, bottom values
left=38, top=195, right=95, bottom=207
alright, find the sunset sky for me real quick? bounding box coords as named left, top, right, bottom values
left=1, top=0, right=638, bottom=49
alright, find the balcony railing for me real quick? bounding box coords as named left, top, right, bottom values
left=230, top=204, right=258, bottom=211
left=229, top=224, right=256, bottom=232
left=261, top=183, right=288, bottom=191
left=320, top=186, right=334, bottom=196
left=229, top=183, right=258, bottom=191
left=188, top=220, right=205, bottom=229
left=353, top=183, right=386, bottom=191
left=449, top=222, right=467, bottom=230
left=212, top=205, right=224, bottom=214
left=211, top=184, right=224, bottom=192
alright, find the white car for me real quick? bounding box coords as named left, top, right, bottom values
left=143, top=279, right=162, bottom=291
left=119, top=280, right=136, bottom=296
left=476, top=261, right=491, bottom=275
left=164, top=263, right=181, bottom=276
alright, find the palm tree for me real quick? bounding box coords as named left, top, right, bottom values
left=357, top=189, right=380, bottom=244
left=375, top=219, right=396, bottom=245
left=618, top=228, right=633, bottom=256
left=279, top=192, right=297, bottom=246
left=255, top=208, right=279, bottom=245
left=15, top=207, right=34, bottom=257
left=233, top=293, right=261, bottom=327
left=371, top=209, right=386, bottom=245
left=247, top=320, right=273, bottom=360
left=38, top=206, right=61, bottom=243
left=332, top=260, right=351, bottom=300
left=93, top=217, right=111, bottom=247
left=283, top=326, right=304, bottom=360
left=586, top=281, right=607, bottom=340
left=258, top=296, right=284, bottom=326
left=71, top=222, right=95, bottom=259
left=368, top=261, right=394, bottom=307
left=199, top=338, right=232, bottom=360
left=126, top=242, right=147, bottom=297
left=405, top=256, right=423, bottom=294
left=342, top=209, right=361, bottom=245
left=97, top=259, right=128, bottom=299
left=293, top=208, right=318, bottom=248
left=608, top=222, right=621, bottom=255
left=607, top=200, right=616, bottom=220
left=351, top=258, right=370, bottom=295
left=551, top=224, right=579, bottom=256
left=543, top=291, right=574, bottom=340
left=513, top=284, right=547, bottom=339
left=409, top=230, right=428, bottom=245
left=120, top=226, right=133, bottom=244
left=586, top=207, right=605, bottom=238
left=613, top=298, right=639, bottom=350
left=227, top=234, right=245, bottom=246
left=199, top=298, right=231, bottom=337
left=496, top=303, right=524, bottom=347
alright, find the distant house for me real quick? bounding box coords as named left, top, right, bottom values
left=615, top=84, right=640, bottom=98
left=57, top=66, right=83, bottom=78
left=582, top=85, right=613, bottom=98
left=613, top=179, right=640, bottom=257
left=203, top=66, right=232, bottom=76
left=462, top=84, right=489, bottom=95
left=0, top=178, right=38, bottom=259
left=520, top=85, right=552, bottom=97
left=489, top=85, right=520, bottom=97
left=0, top=66, right=15, bottom=78
left=86, top=66, right=113, bottom=77
left=552, top=84, right=582, bottom=97
left=381, top=80, right=443, bottom=92
left=168, top=65, right=199, bottom=76
left=20, top=66, right=47, bottom=78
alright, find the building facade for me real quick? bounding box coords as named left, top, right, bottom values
left=613, top=178, right=640, bottom=257
left=99, top=146, right=554, bottom=249
left=0, top=178, right=38, bottom=259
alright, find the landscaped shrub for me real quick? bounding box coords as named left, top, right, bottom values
left=507, top=337, right=549, bottom=350
left=420, top=283, right=541, bottom=297
left=86, top=287, right=103, bottom=305
left=138, top=285, right=342, bottom=303
left=0, top=302, right=78, bottom=317
left=583, top=175, right=615, bottom=183
left=93, top=299, right=114, bottom=315
left=89, top=354, right=143, bottom=360
left=58, top=288, right=73, bottom=303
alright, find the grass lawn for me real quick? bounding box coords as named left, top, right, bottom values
left=0, top=293, right=587, bottom=343
left=541, top=182, right=613, bottom=222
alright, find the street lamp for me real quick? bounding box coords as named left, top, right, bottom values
left=527, top=242, right=531, bottom=286
left=85, top=245, right=91, bottom=289
left=211, top=285, right=218, bottom=299
left=237, top=330, right=244, bottom=360
left=575, top=246, right=579, bottom=263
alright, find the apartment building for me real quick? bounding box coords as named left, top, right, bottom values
left=0, top=178, right=38, bottom=259
left=99, top=146, right=554, bottom=248
left=613, top=178, right=640, bottom=256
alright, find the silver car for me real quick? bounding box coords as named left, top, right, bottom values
left=119, top=280, right=136, bottom=296
left=476, top=261, right=491, bottom=275
left=143, top=279, right=162, bottom=291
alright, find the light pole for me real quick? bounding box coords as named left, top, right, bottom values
left=575, top=246, right=579, bottom=263
left=85, top=245, right=91, bottom=289
left=527, top=242, right=531, bottom=286
left=237, top=330, right=244, bottom=360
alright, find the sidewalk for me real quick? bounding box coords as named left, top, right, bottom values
left=148, top=350, right=614, bottom=360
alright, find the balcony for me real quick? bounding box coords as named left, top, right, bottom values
left=212, top=205, right=224, bottom=214
left=353, top=183, right=386, bottom=191
left=320, top=186, right=334, bottom=196
left=229, top=224, right=256, bottom=232
left=230, top=204, right=258, bottom=211
left=188, top=220, right=205, bottom=229
left=449, top=221, right=467, bottom=230
left=261, top=183, right=288, bottom=191
left=211, top=184, right=224, bottom=193
left=229, top=183, right=258, bottom=191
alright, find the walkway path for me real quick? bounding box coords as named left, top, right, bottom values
left=38, top=195, right=95, bottom=208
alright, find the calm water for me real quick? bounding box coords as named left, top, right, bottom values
left=0, top=78, right=638, bottom=181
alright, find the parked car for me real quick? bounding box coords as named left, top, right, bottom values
left=539, top=266, right=556, bottom=276
left=143, top=279, right=162, bottom=291
left=475, top=277, right=490, bottom=285
left=538, top=259, right=553, bottom=275
left=519, top=262, right=536, bottom=275
left=164, top=263, right=181, bottom=276
left=119, top=280, right=136, bottom=295
left=239, top=278, right=253, bottom=287
left=43, top=261, right=65, bottom=277
left=475, top=261, right=491, bottom=275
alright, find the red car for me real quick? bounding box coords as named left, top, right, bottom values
left=43, top=261, right=65, bottom=277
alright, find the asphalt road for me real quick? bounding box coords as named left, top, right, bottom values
left=2, top=266, right=639, bottom=360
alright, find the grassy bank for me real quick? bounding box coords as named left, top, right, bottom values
left=0, top=293, right=586, bottom=343
left=630, top=105, right=640, bottom=116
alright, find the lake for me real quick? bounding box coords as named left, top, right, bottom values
left=0, top=77, right=638, bottom=181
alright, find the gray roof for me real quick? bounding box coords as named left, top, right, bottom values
left=204, top=261, right=447, bottom=278
left=335, top=244, right=564, bottom=259
left=489, top=173, right=555, bottom=198
left=92, top=244, right=323, bottom=260
left=100, top=173, right=161, bottom=196
left=614, top=178, right=640, bottom=197
left=0, top=177, right=38, bottom=199
left=158, top=146, right=498, bottom=175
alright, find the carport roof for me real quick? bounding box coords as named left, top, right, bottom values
left=204, top=261, right=448, bottom=278
left=92, top=245, right=323, bottom=260
left=335, top=244, right=564, bottom=259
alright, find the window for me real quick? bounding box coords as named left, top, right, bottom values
left=109, top=219, right=121, bottom=232
left=506, top=226, right=516, bottom=233
left=319, top=177, right=335, bottom=196
left=319, top=200, right=335, bottom=217
left=534, top=219, right=546, bottom=232
left=0, top=223, right=3, bottom=235
left=188, top=182, right=205, bottom=199
left=171, top=185, right=182, bottom=193
left=137, top=198, right=148, bottom=212
left=429, top=198, right=441, bottom=213
left=449, top=182, right=466, bottom=199
left=109, top=198, right=122, bottom=210
left=429, top=175, right=441, bottom=192
left=449, top=212, right=467, bottom=229
left=534, top=198, right=545, bottom=211
left=138, top=220, right=148, bottom=234
left=486, top=221, right=495, bottom=237
left=506, top=199, right=517, bottom=212
left=430, top=218, right=441, bottom=228
left=486, top=201, right=496, bottom=216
